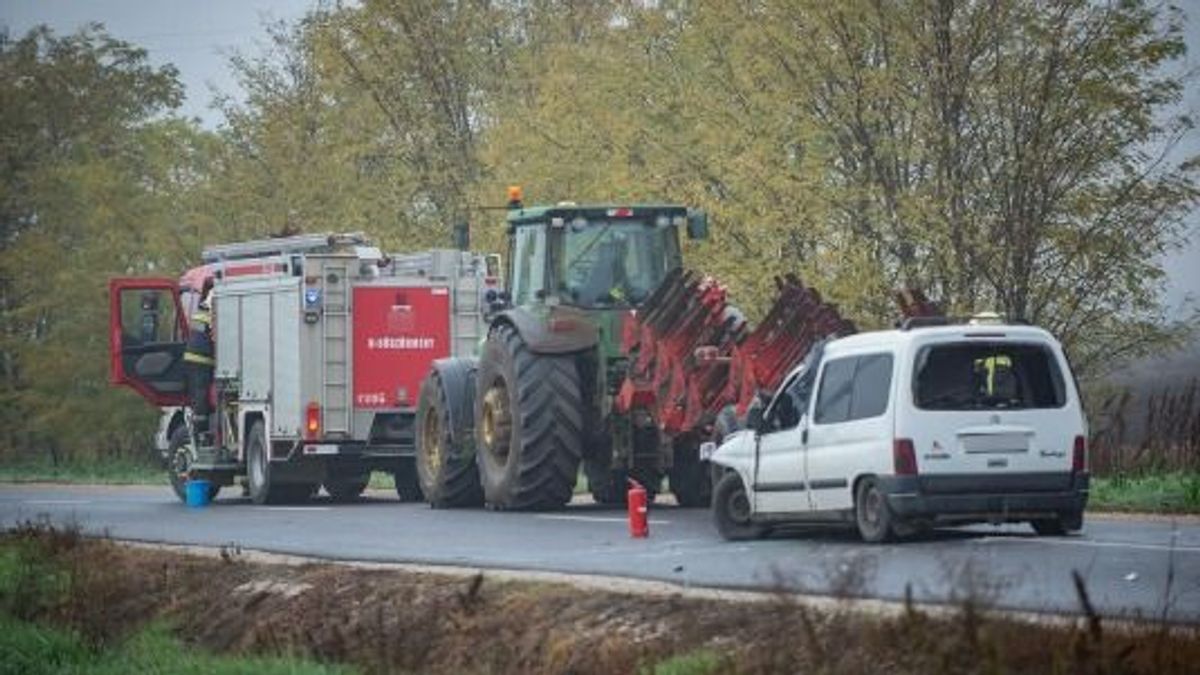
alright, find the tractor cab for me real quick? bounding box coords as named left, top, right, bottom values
left=503, top=198, right=706, bottom=310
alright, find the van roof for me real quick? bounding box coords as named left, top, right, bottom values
left=823, top=323, right=1059, bottom=356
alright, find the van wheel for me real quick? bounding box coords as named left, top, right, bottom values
left=1031, top=518, right=1067, bottom=536
left=713, top=472, right=764, bottom=541
left=855, top=477, right=896, bottom=543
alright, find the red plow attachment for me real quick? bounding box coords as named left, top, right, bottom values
left=616, top=269, right=856, bottom=436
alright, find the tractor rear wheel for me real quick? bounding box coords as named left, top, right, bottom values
left=416, top=368, right=483, bottom=507
left=475, top=325, right=583, bottom=510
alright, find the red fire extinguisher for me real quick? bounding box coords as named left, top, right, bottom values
left=628, top=478, right=649, bottom=538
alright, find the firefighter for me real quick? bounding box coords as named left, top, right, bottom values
left=183, top=283, right=216, bottom=446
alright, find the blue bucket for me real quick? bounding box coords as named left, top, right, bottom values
left=185, top=479, right=212, bottom=508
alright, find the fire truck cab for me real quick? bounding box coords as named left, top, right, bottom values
left=110, top=232, right=494, bottom=504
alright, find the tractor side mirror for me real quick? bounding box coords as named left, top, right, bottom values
left=686, top=209, right=709, bottom=240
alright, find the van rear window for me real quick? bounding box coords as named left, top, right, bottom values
left=913, top=342, right=1067, bottom=410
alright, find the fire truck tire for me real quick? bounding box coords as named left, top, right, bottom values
left=669, top=439, right=711, bottom=508
left=476, top=324, right=583, bottom=510
left=394, top=458, right=424, bottom=503
left=167, top=426, right=220, bottom=504
left=246, top=420, right=293, bottom=505
left=713, top=471, right=765, bottom=541
left=416, top=366, right=483, bottom=508
left=324, top=474, right=369, bottom=502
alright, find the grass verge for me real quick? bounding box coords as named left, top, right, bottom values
left=1090, top=471, right=1200, bottom=514
left=0, top=457, right=162, bottom=485
left=2, top=521, right=1199, bottom=674
left=0, top=617, right=352, bottom=675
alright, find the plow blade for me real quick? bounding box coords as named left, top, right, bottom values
left=616, top=270, right=855, bottom=436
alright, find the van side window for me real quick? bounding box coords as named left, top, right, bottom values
left=763, top=367, right=814, bottom=432
left=850, top=354, right=893, bottom=419
left=814, top=353, right=894, bottom=425
left=814, top=358, right=855, bottom=424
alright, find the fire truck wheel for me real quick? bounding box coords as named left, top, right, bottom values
left=394, top=459, right=424, bottom=503
left=669, top=439, right=711, bottom=508
left=246, top=420, right=291, bottom=505
left=324, top=474, right=369, bottom=502
left=475, top=324, right=583, bottom=510
left=416, top=368, right=483, bottom=507
left=713, top=471, right=765, bottom=541
left=167, top=426, right=219, bottom=504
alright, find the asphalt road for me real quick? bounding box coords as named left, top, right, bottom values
left=2, top=483, right=1198, bottom=623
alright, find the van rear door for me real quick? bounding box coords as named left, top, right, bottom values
left=902, top=336, right=1081, bottom=484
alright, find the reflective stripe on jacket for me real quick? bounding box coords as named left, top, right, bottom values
left=184, top=309, right=214, bottom=366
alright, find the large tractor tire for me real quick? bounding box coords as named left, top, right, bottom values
left=416, top=363, right=483, bottom=508
left=669, top=437, right=711, bottom=508
left=246, top=420, right=303, bottom=505
left=475, top=325, right=584, bottom=510
left=166, top=426, right=220, bottom=504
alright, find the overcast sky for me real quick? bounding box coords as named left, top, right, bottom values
left=2, top=0, right=1196, bottom=314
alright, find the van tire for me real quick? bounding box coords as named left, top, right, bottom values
left=713, top=472, right=764, bottom=541
left=855, top=477, right=896, bottom=543
left=1030, top=518, right=1067, bottom=536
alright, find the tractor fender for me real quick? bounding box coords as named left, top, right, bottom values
left=491, top=306, right=599, bottom=355
left=427, top=357, right=478, bottom=446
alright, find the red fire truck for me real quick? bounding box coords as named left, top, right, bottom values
left=110, top=232, right=495, bottom=504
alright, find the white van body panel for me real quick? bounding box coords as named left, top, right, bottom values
left=711, top=323, right=1088, bottom=530
left=897, top=328, right=1084, bottom=478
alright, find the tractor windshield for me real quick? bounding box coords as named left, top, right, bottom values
left=555, top=218, right=681, bottom=308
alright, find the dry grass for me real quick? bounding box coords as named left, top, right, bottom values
left=1091, top=379, right=1200, bottom=476
left=2, top=523, right=1199, bottom=675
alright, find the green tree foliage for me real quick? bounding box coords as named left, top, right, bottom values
left=0, top=25, right=213, bottom=461
left=1, top=1, right=1196, bottom=462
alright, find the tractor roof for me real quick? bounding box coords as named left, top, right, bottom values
left=505, top=203, right=688, bottom=226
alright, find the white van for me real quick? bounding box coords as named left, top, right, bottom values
left=707, top=319, right=1089, bottom=542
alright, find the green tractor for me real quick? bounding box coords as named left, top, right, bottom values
left=414, top=192, right=709, bottom=510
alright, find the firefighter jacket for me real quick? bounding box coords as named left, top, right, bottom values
left=183, top=309, right=215, bottom=367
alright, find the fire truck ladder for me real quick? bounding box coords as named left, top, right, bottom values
left=321, top=262, right=352, bottom=437
left=202, top=232, right=367, bottom=264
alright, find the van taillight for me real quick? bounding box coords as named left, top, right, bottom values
left=1072, top=435, right=1087, bottom=473
left=893, top=438, right=918, bottom=476
left=305, top=402, right=321, bottom=440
